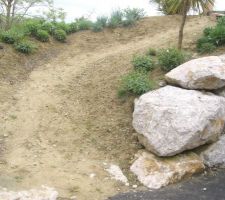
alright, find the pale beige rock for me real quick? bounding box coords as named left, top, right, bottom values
left=165, top=56, right=225, bottom=90
left=130, top=151, right=205, bottom=189
left=133, top=86, right=225, bottom=156
left=0, top=186, right=58, bottom=200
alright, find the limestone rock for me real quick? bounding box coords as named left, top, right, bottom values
left=133, top=86, right=225, bottom=156
left=0, top=186, right=58, bottom=200
left=165, top=56, right=225, bottom=90
left=130, top=151, right=204, bottom=189
left=201, top=135, right=225, bottom=168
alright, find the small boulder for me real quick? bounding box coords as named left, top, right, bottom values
left=201, top=135, right=225, bottom=168
left=133, top=86, right=225, bottom=156
left=130, top=151, right=204, bottom=189
left=165, top=56, right=225, bottom=90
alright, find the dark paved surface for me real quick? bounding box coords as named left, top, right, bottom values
left=108, top=170, right=225, bottom=200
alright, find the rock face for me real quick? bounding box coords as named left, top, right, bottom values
left=201, top=135, right=225, bottom=168
left=0, top=186, right=58, bottom=200
left=130, top=151, right=204, bottom=189
left=165, top=56, right=225, bottom=90
left=133, top=86, right=225, bottom=156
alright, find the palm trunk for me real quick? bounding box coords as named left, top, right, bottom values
left=178, top=0, right=188, bottom=50
left=5, top=0, right=12, bottom=30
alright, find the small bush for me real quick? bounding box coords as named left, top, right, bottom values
left=14, top=40, right=36, bottom=54
left=123, top=8, right=145, bottom=26
left=118, top=72, right=153, bottom=97
left=96, top=16, right=108, bottom=27
left=76, top=18, right=93, bottom=30
left=53, top=29, right=67, bottom=42
left=68, top=22, right=78, bottom=33
left=92, top=22, right=103, bottom=32
left=132, top=55, right=155, bottom=72
left=1, top=31, right=23, bottom=44
left=203, top=27, right=213, bottom=36
left=24, top=20, right=42, bottom=36
left=108, top=10, right=124, bottom=28
left=217, top=16, right=225, bottom=27
left=146, top=48, right=157, bottom=56
left=198, top=42, right=216, bottom=54
left=158, top=48, right=185, bottom=71
left=41, top=22, right=55, bottom=35
left=55, top=22, right=70, bottom=34
left=208, top=25, right=225, bottom=46
left=36, top=29, right=50, bottom=42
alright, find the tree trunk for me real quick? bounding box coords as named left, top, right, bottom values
left=178, top=0, right=188, bottom=50
left=5, top=0, right=13, bottom=30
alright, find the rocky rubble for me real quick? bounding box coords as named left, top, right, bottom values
left=131, top=55, right=225, bottom=189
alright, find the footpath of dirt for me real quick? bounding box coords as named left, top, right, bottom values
left=0, top=16, right=217, bottom=199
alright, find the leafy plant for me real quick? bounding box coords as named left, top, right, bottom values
left=108, top=10, right=124, bottom=28
left=14, top=40, right=36, bottom=54
left=53, top=29, right=67, bottom=42
left=118, top=72, right=153, bottom=97
left=24, top=20, right=42, bottom=36
left=92, top=22, right=103, bottom=32
left=96, top=16, right=108, bottom=27
left=1, top=30, right=23, bottom=44
left=123, top=8, right=145, bottom=26
left=197, top=42, right=216, bottom=54
left=158, top=48, right=185, bottom=71
left=68, top=22, right=78, bottom=33
left=203, top=27, right=213, bottom=36
left=55, top=22, right=71, bottom=34
left=132, top=55, right=155, bottom=72
left=208, top=25, right=225, bottom=46
left=35, top=29, right=49, bottom=42
left=217, top=16, right=225, bottom=27
left=76, top=18, right=93, bottom=30
left=41, top=22, right=55, bottom=35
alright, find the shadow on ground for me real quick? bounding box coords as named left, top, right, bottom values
left=109, top=169, right=225, bottom=200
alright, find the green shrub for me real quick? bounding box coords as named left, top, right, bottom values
left=92, top=22, right=103, bottom=32
left=55, top=22, right=70, bottom=34
left=208, top=25, right=225, bottom=46
left=76, top=18, right=93, bottom=30
left=217, top=16, right=225, bottom=27
left=35, top=29, right=49, bottom=42
left=118, top=72, right=153, bottom=97
left=108, top=10, right=124, bottom=28
left=158, top=48, right=185, bottom=71
left=68, top=22, right=78, bottom=33
left=146, top=48, right=157, bottom=56
left=53, top=29, right=67, bottom=42
left=14, top=40, right=36, bottom=54
left=41, top=22, right=55, bottom=35
left=197, top=42, right=216, bottom=54
left=24, top=20, right=42, bottom=36
left=132, top=55, right=155, bottom=72
left=203, top=27, right=213, bottom=36
left=123, top=8, right=145, bottom=26
left=96, top=16, right=108, bottom=27
left=1, top=31, right=23, bottom=44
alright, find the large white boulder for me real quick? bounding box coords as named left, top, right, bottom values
left=133, top=86, right=225, bottom=156
left=165, top=56, right=225, bottom=90
left=130, top=151, right=204, bottom=189
left=201, top=135, right=225, bottom=168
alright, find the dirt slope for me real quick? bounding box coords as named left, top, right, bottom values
left=0, top=16, right=216, bottom=199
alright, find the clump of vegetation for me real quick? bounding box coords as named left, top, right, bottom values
left=1, top=30, right=23, bottom=44
left=146, top=48, right=157, bottom=56
left=14, top=40, right=36, bottom=54
left=132, top=55, right=155, bottom=72
left=96, top=16, right=108, bottom=28
left=158, top=48, right=185, bottom=71
left=41, top=22, right=56, bottom=35
left=24, top=20, right=42, bottom=36
left=118, top=72, right=154, bottom=97
left=55, top=22, right=71, bottom=34
left=35, top=29, right=50, bottom=42
left=68, top=22, right=78, bottom=33
left=108, top=10, right=124, bottom=28
left=53, top=29, right=67, bottom=42
left=92, top=22, right=104, bottom=32
left=123, top=8, right=145, bottom=26
left=76, top=18, right=93, bottom=30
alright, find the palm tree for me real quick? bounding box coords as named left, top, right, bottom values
left=151, top=0, right=215, bottom=49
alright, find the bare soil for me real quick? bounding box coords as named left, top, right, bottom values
left=0, top=16, right=218, bottom=199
